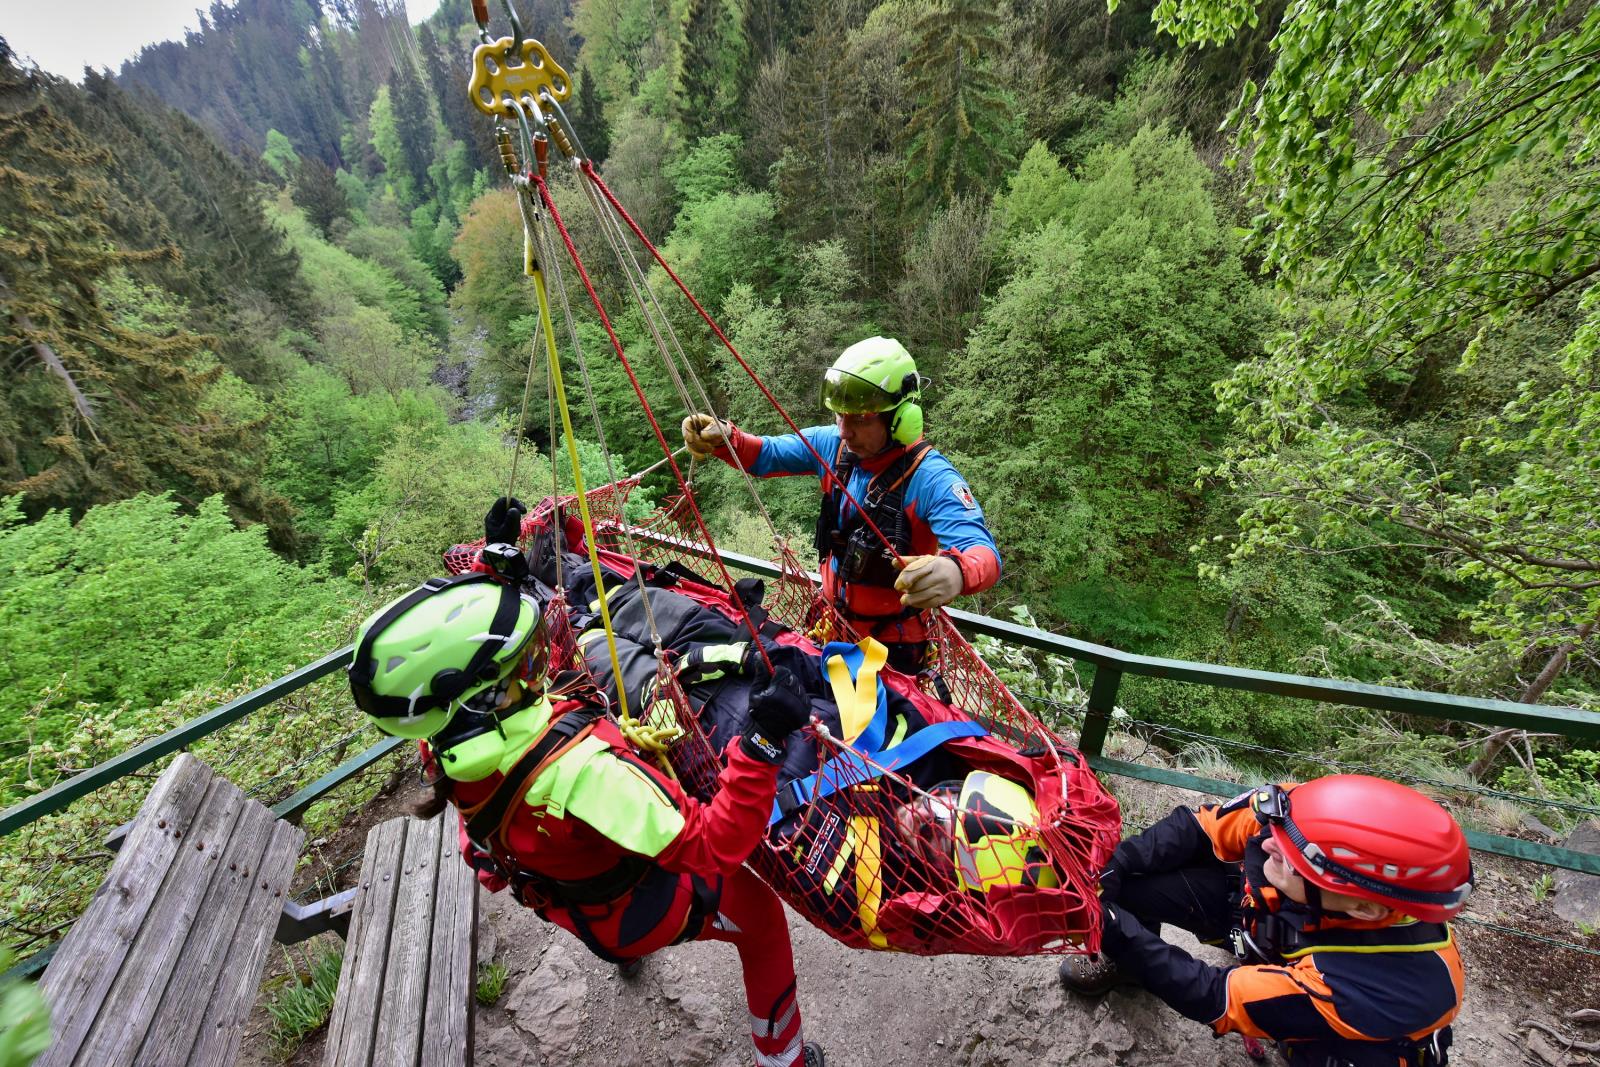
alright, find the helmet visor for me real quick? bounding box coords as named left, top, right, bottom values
left=822, top=367, right=905, bottom=415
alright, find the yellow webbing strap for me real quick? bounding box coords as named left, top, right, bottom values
left=848, top=813, right=889, bottom=949
left=824, top=637, right=888, bottom=745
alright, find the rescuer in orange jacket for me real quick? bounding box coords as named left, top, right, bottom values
left=682, top=337, right=1000, bottom=675
left=1059, top=775, right=1472, bottom=1066
left=347, top=501, right=826, bottom=1067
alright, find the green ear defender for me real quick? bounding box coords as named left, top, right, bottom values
left=887, top=399, right=923, bottom=446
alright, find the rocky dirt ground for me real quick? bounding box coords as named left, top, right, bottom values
left=240, top=767, right=1600, bottom=1067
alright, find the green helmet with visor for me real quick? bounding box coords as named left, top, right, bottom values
left=348, top=574, right=548, bottom=742
left=821, top=337, right=924, bottom=445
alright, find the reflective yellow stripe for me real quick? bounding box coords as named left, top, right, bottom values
left=822, top=833, right=853, bottom=895
left=886, top=714, right=909, bottom=748
left=1281, top=925, right=1453, bottom=959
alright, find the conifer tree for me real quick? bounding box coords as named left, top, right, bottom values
left=388, top=60, right=438, bottom=205
left=418, top=22, right=493, bottom=171
left=765, top=0, right=867, bottom=242
left=293, top=156, right=353, bottom=235
left=900, top=0, right=1020, bottom=207
left=0, top=46, right=291, bottom=535
left=678, top=0, right=750, bottom=143
left=574, top=65, right=611, bottom=163
left=744, top=0, right=794, bottom=62
left=65, top=71, right=309, bottom=349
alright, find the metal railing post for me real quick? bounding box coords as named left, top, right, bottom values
left=1079, top=666, right=1122, bottom=757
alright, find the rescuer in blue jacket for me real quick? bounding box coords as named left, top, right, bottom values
left=682, top=337, right=1000, bottom=674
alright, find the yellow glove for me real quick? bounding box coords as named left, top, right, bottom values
left=894, top=554, right=964, bottom=610
left=681, top=413, right=729, bottom=458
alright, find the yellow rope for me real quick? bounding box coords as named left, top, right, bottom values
left=526, top=210, right=680, bottom=772
left=529, top=251, right=631, bottom=723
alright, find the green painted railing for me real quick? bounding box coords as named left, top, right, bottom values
left=628, top=528, right=1600, bottom=876
left=5, top=526, right=1600, bottom=885
left=0, top=646, right=360, bottom=837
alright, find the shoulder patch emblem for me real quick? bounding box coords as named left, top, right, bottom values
left=953, top=483, right=977, bottom=510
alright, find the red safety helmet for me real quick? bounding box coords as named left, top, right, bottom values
left=1252, top=775, right=1474, bottom=922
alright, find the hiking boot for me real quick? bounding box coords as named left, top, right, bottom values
left=1058, top=953, right=1125, bottom=997
left=802, top=1042, right=826, bottom=1067
left=617, top=957, right=645, bottom=980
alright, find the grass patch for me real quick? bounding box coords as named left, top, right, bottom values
left=476, top=959, right=509, bottom=1005
left=266, top=946, right=342, bottom=1060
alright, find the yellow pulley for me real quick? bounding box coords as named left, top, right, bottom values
left=468, top=36, right=572, bottom=119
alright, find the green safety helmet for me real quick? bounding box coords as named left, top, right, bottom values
left=952, top=772, right=1060, bottom=894
left=821, top=336, right=925, bottom=446
left=348, top=574, right=548, bottom=741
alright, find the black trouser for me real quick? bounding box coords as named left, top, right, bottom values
left=1117, top=864, right=1239, bottom=945
left=1118, top=870, right=1449, bottom=1067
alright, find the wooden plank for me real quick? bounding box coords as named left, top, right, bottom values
left=424, top=819, right=478, bottom=1067
left=72, top=776, right=248, bottom=1066
left=36, top=754, right=216, bottom=1066
left=372, top=816, right=444, bottom=1066
left=140, top=795, right=303, bottom=1065
left=320, top=825, right=386, bottom=1067
left=185, top=819, right=303, bottom=1066
left=324, top=818, right=407, bottom=1066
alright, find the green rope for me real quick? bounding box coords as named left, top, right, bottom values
left=1456, top=916, right=1600, bottom=958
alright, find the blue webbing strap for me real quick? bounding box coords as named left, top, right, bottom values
left=769, top=719, right=987, bottom=824
left=769, top=640, right=988, bottom=825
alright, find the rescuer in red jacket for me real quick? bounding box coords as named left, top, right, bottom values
left=348, top=505, right=826, bottom=1067
left=1060, top=775, right=1472, bottom=1066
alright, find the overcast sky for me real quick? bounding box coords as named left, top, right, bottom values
left=4, top=0, right=444, bottom=80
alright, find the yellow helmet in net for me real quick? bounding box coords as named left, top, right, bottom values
left=953, top=772, right=1060, bottom=894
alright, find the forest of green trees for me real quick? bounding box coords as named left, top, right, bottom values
left=3, top=0, right=1598, bottom=869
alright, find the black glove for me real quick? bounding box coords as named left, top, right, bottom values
left=485, top=496, right=527, bottom=545
left=740, top=664, right=810, bottom=764
left=677, top=642, right=751, bottom=688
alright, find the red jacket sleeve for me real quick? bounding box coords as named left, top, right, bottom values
left=947, top=545, right=1000, bottom=594
left=713, top=423, right=766, bottom=470
left=653, top=739, right=779, bottom=876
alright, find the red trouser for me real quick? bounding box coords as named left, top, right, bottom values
left=698, top=865, right=803, bottom=1067
left=545, top=864, right=801, bottom=1065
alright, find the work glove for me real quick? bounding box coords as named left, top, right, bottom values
left=677, top=642, right=752, bottom=687
left=485, top=496, right=527, bottom=545
left=894, top=554, right=964, bottom=610
left=740, top=664, right=811, bottom=764
left=681, top=413, right=729, bottom=458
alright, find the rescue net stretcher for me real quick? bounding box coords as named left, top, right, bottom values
left=451, top=2, right=1122, bottom=956
left=447, top=484, right=1121, bottom=956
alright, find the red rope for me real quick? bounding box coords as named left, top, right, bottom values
left=531, top=175, right=773, bottom=670
left=580, top=159, right=906, bottom=567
